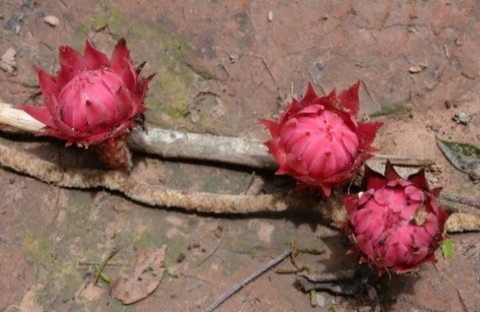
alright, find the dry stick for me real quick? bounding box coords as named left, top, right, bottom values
left=0, top=141, right=345, bottom=218
left=198, top=229, right=226, bottom=267
left=202, top=249, right=291, bottom=312
left=94, top=248, right=119, bottom=285
left=0, top=102, right=277, bottom=169
left=440, top=192, right=480, bottom=210
left=0, top=102, right=445, bottom=170
left=0, top=141, right=478, bottom=233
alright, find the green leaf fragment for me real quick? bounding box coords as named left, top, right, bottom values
left=95, top=264, right=111, bottom=283
left=436, top=137, right=480, bottom=174
left=310, top=289, right=317, bottom=307
left=442, top=238, right=454, bottom=259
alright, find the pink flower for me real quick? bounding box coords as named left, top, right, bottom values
left=21, top=39, right=153, bottom=169
left=21, top=39, right=152, bottom=147
left=343, top=162, right=449, bottom=275
left=260, top=82, right=383, bottom=195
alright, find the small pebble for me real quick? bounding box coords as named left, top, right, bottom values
left=268, top=11, right=273, bottom=22
left=177, top=252, right=186, bottom=263
left=44, top=15, right=60, bottom=27
left=14, top=24, right=22, bottom=35
left=316, top=294, right=325, bottom=307
left=214, top=226, right=223, bottom=238
left=367, top=286, right=378, bottom=300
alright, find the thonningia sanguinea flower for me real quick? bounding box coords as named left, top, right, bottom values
left=260, top=82, right=383, bottom=195
left=20, top=39, right=153, bottom=170
left=342, top=162, right=449, bottom=275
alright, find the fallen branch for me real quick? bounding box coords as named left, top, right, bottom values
left=0, top=102, right=449, bottom=170
left=0, top=141, right=479, bottom=232
left=0, top=141, right=345, bottom=219
left=0, top=102, right=277, bottom=169
left=202, top=249, right=291, bottom=312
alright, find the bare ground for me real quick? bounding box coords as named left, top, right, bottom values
left=0, top=0, right=479, bottom=311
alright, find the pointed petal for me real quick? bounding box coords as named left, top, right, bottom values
left=82, top=121, right=131, bottom=146
left=114, top=86, right=134, bottom=123
left=430, top=187, right=442, bottom=198
left=259, top=119, right=280, bottom=139
left=300, top=83, right=318, bottom=107
left=111, top=39, right=129, bottom=71
left=133, top=74, right=154, bottom=107
left=338, top=81, right=361, bottom=116
left=33, top=67, right=59, bottom=98
left=110, top=39, right=138, bottom=91
left=342, top=194, right=359, bottom=216
left=19, top=104, right=55, bottom=128
left=384, top=160, right=402, bottom=181
left=279, top=98, right=301, bottom=125
left=58, top=45, right=86, bottom=74
left=357, top=121, right=383, bottom=150
left=84, top=40, right=111, bottom=70
left=264, top=140, right=286, bottom=168
left=363, top=164, right=389, bottom=191
left=57, top=63, right=77, bottom=89
left=407, top=168, right=429, bottom=190
left=320, top=185, right=332, bottom=196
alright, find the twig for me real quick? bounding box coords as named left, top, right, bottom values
left=202, top=249, right=291, bottom=312
left=0, top=102, right=277, bottom=169
left=242, top=53, right=277, bottom=84
left=243, top=171, right=256, bottom=195
left=198, top=228, right=226, bottom=267
left=78, top=261, right=130, bottom=267
left=94, top=248, right=119, bottom=285
left=440, top=192, right=480, bottom=209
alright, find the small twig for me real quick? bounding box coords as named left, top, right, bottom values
left=78, top=261, right=130, bottom=267
left=440, top=192, right=480, bottom=209
left=202, top=249, right=291, bottom=312
left=361, top=80, right=380, bottom=111
left=243, top=171, right=256, bottom=195
left=276, top=238, right=313, bottom=274
left=370, top=153, right=436, bottom=168
left=93, top=248, right=119, bottom=285
left=198, top=228, right=226, bottom=267
left=242, top=53, right=276, bottom=84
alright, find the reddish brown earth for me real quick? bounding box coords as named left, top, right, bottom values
left=1, top=0, right=480, bottom=311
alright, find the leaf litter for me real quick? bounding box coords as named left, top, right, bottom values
left=110, top=245, right=168, bottom=304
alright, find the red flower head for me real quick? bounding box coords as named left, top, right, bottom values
left=260, top=82, right=383, bottom=195
left=20, top=39, right=153, bottom=169
left=342, top=162, right=449, bottom=275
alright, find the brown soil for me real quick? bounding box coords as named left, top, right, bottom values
left=1, top=0, right=479, bottom=311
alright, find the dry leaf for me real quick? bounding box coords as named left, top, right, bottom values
left=111, top=245, right=168, bottom=304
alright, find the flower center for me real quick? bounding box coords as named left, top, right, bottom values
left=282, top=105, right=359, bottom=179
left=57, top=69, right=126, bottom=130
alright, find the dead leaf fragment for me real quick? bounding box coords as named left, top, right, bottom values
left=111, top=245, right=168, bottom=304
